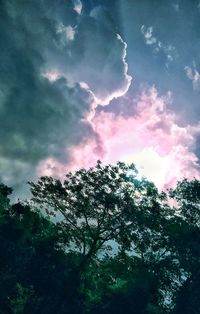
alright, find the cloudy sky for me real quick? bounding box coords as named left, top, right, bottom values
left=1, top=0, right=200, bottom=195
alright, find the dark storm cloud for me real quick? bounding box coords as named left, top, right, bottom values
left=0, top=0, right=131, bottom=193
left=0, top=0, right=94, bottom=163
left=0, top=76, right=93, bottom=162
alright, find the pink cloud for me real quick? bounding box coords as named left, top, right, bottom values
left=38, top=87, right=200, bottom=190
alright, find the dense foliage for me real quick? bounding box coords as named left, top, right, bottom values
left=0, top=162, right=200, bottom=313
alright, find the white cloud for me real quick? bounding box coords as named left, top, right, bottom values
left=141, top=25, right=157, bottom=45
left=57, top=23, right=76, bottom=44
left=47, top=16, right=132, bottom=106
left=39, top=87, right=200, bottom=190
left=65, top=25, right=76, bottom=41
left=73, top=0, right=82, bottom=15
left=141, top=25, right=177, bottom=65
left=185, top=64, right=200, bottom=90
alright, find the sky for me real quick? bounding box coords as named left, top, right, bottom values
left=1, top=0, right=200, bottom=196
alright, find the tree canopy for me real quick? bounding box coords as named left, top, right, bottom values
left=0, top=161, right=200, bottom=313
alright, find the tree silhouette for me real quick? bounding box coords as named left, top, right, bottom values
left=29, top=161, right=140, bottom=268
left=1, top=165, right=200, bottom=313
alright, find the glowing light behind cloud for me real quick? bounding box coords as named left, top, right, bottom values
left=38, top=87, right=200, bottom=190
left=1, top=0, right=200, bottom=197
left=43, top=70, right=61, bottom=82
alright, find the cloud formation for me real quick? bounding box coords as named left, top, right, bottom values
left=46, top=9, right=132, bottom=104
left=141, top=25, right=177, bottom=65
left=185, top=64, right=200, bottom=91
left=0, top=0, right=131, bottom=193
left=1, top=0, right=200, bottom=195
left=43, top=87, right=200, bottom=189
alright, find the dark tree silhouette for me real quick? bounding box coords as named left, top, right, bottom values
left=0, top=165, right=200, bottom=313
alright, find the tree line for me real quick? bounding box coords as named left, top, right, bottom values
left=0, top=161, right=200, bottom=313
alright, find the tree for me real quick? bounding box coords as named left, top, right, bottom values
left=29, top=161, right=177, bottom=311
left=29, top=161, right=140, bottom=270
left=2, top=163, right=200, bottom=313
left=0, top=183, right=12, bottom=213
left=169, top=179, right=200, bottom=313
left=0, top=184, right=83, bottom=314
left=170, top=178, right=200, bottom=227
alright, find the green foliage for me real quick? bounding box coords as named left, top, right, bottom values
left=170, top=178, right=200, bottom=226
left=9, top=283, right=34, bottom=314
left=0, top=186, right=82, bottom=314
left=29, top=161, right=140, bottom=265
left=0, top=183, right=12, bottom=219
left=0, top=163, right=200, bottom=313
